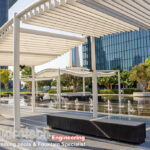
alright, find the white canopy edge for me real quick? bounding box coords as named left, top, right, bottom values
left=22, top=68, right=119, bottom=81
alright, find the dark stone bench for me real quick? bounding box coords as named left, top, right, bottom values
left=47, top=114, right=146, bottom=144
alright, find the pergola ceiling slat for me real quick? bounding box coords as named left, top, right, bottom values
left=92, top=0, right=150, bottom=28
left=42, top=7, right=132, bottom=31
left=21, top=0, right=138, bottom=37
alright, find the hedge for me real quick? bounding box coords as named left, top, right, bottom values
left=48, top=88, right=142, bottom=94
left=147, top=89, right=150, bottom=92
left=48, top=88, right=92, bottom=93
left=1, top=92, right=13, bottom=96
left=123, top=88, right=141, bottom=94
left=48, top=89, right=73, bottom=93
left=0, top=92, right=32, bottom=96
left=98, top=89, right=118, bottom=94
left=0, top=88, right=142, bottom=96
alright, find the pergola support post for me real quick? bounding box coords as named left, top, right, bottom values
left=91, top=37, right=98, bottom=118
left=0, top=66, right=1, bottom=100
left=36, top=80, right=38, bottom=96
left=13, top=13, right=20, bottom=137
left=57, top=69, right=61, bottom=107
left=32, top=66, right=35, bottom=112
left=118, top=71, right=121, bottom=114
left=83, top=77, right=85, bottom=96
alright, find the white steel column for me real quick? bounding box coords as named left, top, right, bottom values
left=57, top=69, right=61, bottom=106
left=83, top=77, right=85, bottom=96
left=36, top=80, right=38, bottom=96
left=32, top=66, right=35, bottom=112
left=118, top=71, right=121, bottom=114
left=13, top=13, right=20, bottom=137
left=91, top=37, right=98, bottom=118
left=0, top=66, right=1, bottom=100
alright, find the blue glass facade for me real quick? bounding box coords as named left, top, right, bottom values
left=0, top=0, right=17, bottom=27
left=8, top=0, right=17, bottom=8
left=83, top=30, right=150, bottom=71
left=72, top=48, right=77, bottom=66
left=0, top=0, right=8, bottom=27
left=72, top=47, right=80, bottom=67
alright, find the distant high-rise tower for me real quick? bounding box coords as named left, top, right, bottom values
left=0, top=0, right=17, bottom=27
left=69, top=47, right=80, bottom=67
left=9, top=0, right=18, bottom=8
left=0, top=0, right=8, bottom=27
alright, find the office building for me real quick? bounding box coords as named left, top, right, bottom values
left=9, top=0, right=18, bottom=8
left=69, top=47, right=80, bottom=67
left=83, top=30, right=150, bottom=71
left=0, top=0, right=17, bottom=27
left=72, top=47, right=80, bottom=67
left=0, top=0, right=8, bottom=27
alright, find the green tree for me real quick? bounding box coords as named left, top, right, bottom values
left=0, top=69, right=13, bottom=91
left=145, top=58, right=150, bottom=65
left=120, top=71, right=134, bottom=88
left=51, top=80, right=57, bottom=87
left=97, top=75, right=118, bottom=89
left=85, top=77, right=92, bottom=88
left=129, top=64, right=149, bottom=92
left=38, top=80, right=52, bottom=88
left=21, top=66, right=32, bottom=78
left=61, top=74, right=82, bottom=92
left=20, top=66, right=32, bottom=89
left=61, top=74, right=71, bottom=88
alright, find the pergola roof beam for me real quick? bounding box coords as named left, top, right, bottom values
left=24, top=19, right=108, bottom=37
left=20, top=28, right=86, bottom=42
left=1, top=37, right=82, bottom=46
left=0, top=51, right=59, bottom=57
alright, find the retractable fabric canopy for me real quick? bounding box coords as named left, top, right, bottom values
left=0, top=22, right=86, bottom=66
left=21, top=68, right=118, bottom=81
left=35, top=68, right=118, bottom=79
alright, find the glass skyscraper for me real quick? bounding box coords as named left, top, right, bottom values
left=83, top=30, right=150, bottom=71
left=0, top=0, right=17, bottom=27
left=9, top=0, right=17, bottom=8
left=71, top=47, right=80, bottom=67
left=0, top=0, right=8, bottom=27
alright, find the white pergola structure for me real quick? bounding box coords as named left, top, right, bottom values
left=23, top=68, right=121, bottom=113
left=0, top=0, right=149, bottom=136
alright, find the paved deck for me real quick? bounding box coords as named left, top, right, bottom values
left=0, top=104, right=149, bottom=150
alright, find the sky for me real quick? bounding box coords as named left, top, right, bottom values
left=8, top=0, right=83, bottom=72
